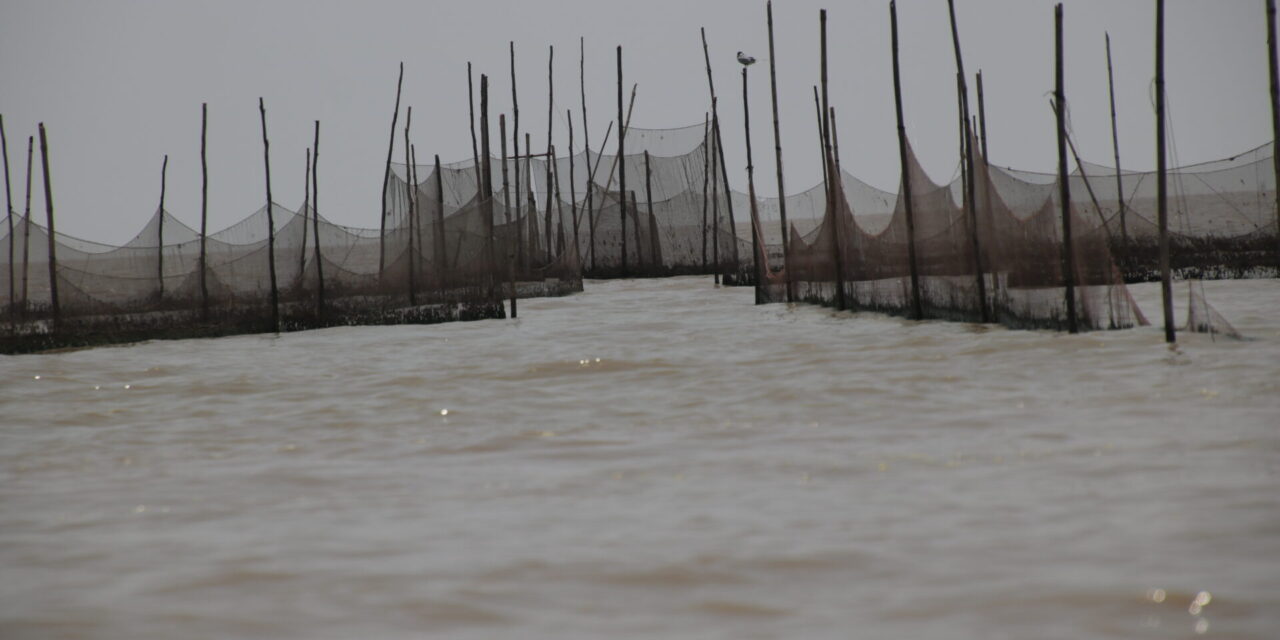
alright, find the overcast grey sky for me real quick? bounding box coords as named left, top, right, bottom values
left=1, top=0, right=1270, bottom=244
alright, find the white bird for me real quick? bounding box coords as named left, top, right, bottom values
left=737, top=51, right=756, bottom=66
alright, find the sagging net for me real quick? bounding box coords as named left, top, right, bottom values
left=0, top=155, right=585, bottom=352
left=761, top=132, right=1149, bottom=331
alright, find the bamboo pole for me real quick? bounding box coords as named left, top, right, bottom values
left=814, top=87, right=828, bottom=189
left=511, top=41, right=524, bottom=272
left=568, top=110, right=580, bottom=256
left=312, top=120, right=324, bottom=315
left=1106, top=33, right=1129, bottom=254
left=21, top=136, right=33, bottom=313
left=411, top=144, right=419, bottom=298
left=434, top=154, right=446, bottom=286
left=644, top=150, right=655, bottom=269
left=743, top=67, right=764, bottom=303
left=1055, top=4, right=1078, bottom=334
left=890, top=1, right=923, bottom=320
left=617, top=45, right=628, bottom=276
left=301, top=149, right=310, bottom=280
left=947, top=0, right=989, bottom=323
left=1052, top=100, right=1113, bottom=236
left=38, top=123, right=59, bottom=326
left=547, top=45, right=554, bottom=188
left=404, top=106, right=416, bottom=306
left=258, top=99, right=280, bottom=332
left=481, top=74, right=497, bottom=298
left=527, top=132, right=536, bottom=260
left=379, top=63, right=404, bottom=280
left=977, top=70, right=989, bottom=162
left=1, top=114, right=12, bottom=312
left=553, top=145, right=567, bottom=258
left=544, top=143, right=555, bottom=260
left=710, top=107, right=721, bottom=284
left=200, top=103, right=209, bottom=320
left=820, top=9, right=845, bottom=310
left=157, top=155, right=166, bottom=299
left=701, top=113, right=710, bottom=271
left=1156, top=0, right=1174, bottom=343
left=501, top=114, right=516, bottom=318
left=580, top=36, right=594, bottom=271
left=469, top=62, right=481, bottom=188
left=702, top=27, right=741, bottom=282
left=766, top=1, right=792, bottom=302
left=1267, top=0, right=1280, bottom=268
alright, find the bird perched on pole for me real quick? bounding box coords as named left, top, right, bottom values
left=737, top=51, right=757, bottom=66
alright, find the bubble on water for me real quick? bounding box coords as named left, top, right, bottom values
left=440, top=409, right=449, bottom=416
left=33, top=375, right=41, bottom=380
left=1148, top=588, right=1166, bottom=603
left=1193, top=591, right=1211, bottom=607
left=1195, top=618, right=1209, bottom=634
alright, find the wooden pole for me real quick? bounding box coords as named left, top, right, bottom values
left=766, top=1, right=793, bottom=302
left=404, top=106, right=416, bottom=306
left=468, top=62, right=481, bottom=188
left=21, top=136, right=33, bottom=313
left=380, top=62, right=404, bottom=280
left=411, top=144, right=419, bottom=298
left=434, top=154, right=446, bottom=286
left=820, top=9, right=846, bottom=310
left=586, top=120, right=614, bottom=273
left=547, top=45, right=554, bottom=191
left=743, top=67, right=763, bottom=302
left=701, top=113, right=710, bottom=271
left=481, top=74, right=497, bottom=297
left=1267, top=0, right=1280, bottom=269
left=702, top=27, right=742, bottom=282
left=1156, top=0, right=1174, bottom=343
left=644, top=150, right=655, bottom=269
left=157, top=155, right=166, bottom=299
left=38, top=123, right=59, bottom=325
left=568, top=110, right=580, bottom=257
left=257, top=99, right=279, bottom=332
left=1105, top=33, right=1129, bottom=253
left=527, top=132, right=536, bottom=260
left=1, top=114, right=12, bottom=312
left=976, top=70, right=989, bottom=162
left=544, top=144, right=554, bottom=260
left=501, top=114, right=516, bottom=318
left=580, top=37, right=594, bottom=271
left=301, top=149, right=310, bottom=280
left=710, top=107, right=721, bottom=284
left=814, top=86, right=828, bottom=188
left=511, top=41, right=524, bottom=273
left=617, top=45, right=628, bottom=276
left=891, top=1, right=923, bottom=320
left=1056, top=4, right=1078, bottom=334
left=553, top=145, right=567, bottom=258
left=947, top=0, right=990, bottom=323
left=312, top=120, right=324, bottom=315
left=200, top=103, right=209, bottom=320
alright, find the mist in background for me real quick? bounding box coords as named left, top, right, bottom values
left=0, top=0, right=1269, bottom=244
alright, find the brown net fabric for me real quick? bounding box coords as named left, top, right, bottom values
left=770, top=134, right=1147, bottom=332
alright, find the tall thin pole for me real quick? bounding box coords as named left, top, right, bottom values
left=976, top=70, right=989, bottom=162
left=890, top=1, right=923, bottom=320
left=1267, top=0, right=1280, bottom=268
left=743, top=67, right=763, bottom=302
left=947, top=0, right=989, bottom=322
left=405, top=107, right=417, bottom=305
left=767, top=1, right=792, bottom=302
left=1056, top=4, right=1078, bottom=334
left=480, top=74, right=497, bottom=297
left=701, top=113, right=710, bottom=271
left=820, top=9, right=845, bottom=310
left=1106, top=33, right=1128, bottom=253
left=553, top=145, right=566, bottom=258
left=568, top=110, right=580, bottom=256
left=410, top=144, right=419, bottom=302
left=21, top=136, right=33, bottom=313
left=511, top=42, right=525, bottom=272
left=468, top=62, right=481, bottom=188
left=379, top=63, right=404, bottom=280
left=617, top=45, right=628, bottom=276
left=157, top=155, right=166, bottom=299
left=702, top=27, right=741, bottom=281
left=1, top=115, right=12, bottom=311
left=544, top=144, right=555, bottom=260
left=312, top=120, right=324, bottom=315
left=38, top=123, right=59, bottom=325
left=710, top=107, right=721, bottom=284
left=501, top=114, right=516, bottom=318
left=644, top=150, right=655, bottom=268
left=301, top=149, right=311, bottom=279
left=434, top=154, right=446, bottom=285
left=547, top=45, right=554, bottom=187
left=1156, top=0, right=1174, bottom=343
left=581, top=37, right=595, bottom=271
left=200, top=103, right=209, bottom=320
left=259, top=98, right=279, bottom=332
left=814, top=86, right=829, bottom=188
